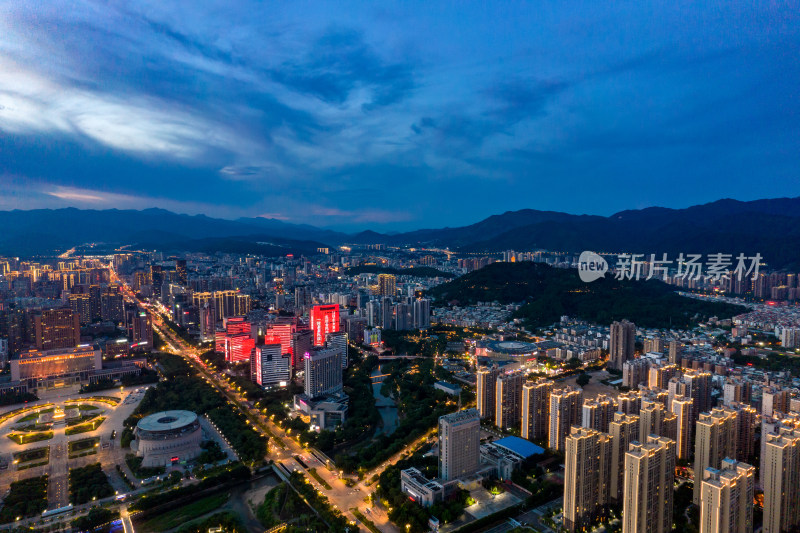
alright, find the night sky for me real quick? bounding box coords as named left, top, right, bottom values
left=1, top=1, right=798, bottom=230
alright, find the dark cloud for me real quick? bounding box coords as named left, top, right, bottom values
left=269, top=28, right=414, bottom=109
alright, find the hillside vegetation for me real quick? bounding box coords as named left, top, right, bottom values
left=428, top=262, right=747, bottom=329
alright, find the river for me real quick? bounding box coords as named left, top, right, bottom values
left=370, top=364, right=399, bottom=436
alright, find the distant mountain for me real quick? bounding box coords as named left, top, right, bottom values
left=357, top=197, right=800, bottom=269
left=1, top=197, right=799, bottom=267
left=428, top=262, right=748, bottom=329
left=0, top=208, right=334, bottom=256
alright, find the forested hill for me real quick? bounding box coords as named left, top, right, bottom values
left=427, top=262, right=747, bottom=329
left=344, top=265, right=455, bottom=278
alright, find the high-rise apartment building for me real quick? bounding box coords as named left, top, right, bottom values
left=762, top=387, right=791, bottom=417
left=639, top=399, right=677, bottom=442
left=617, top=391, right=642, bottom=415
left=622, top=436, right=675, bottom=533
left=699, top=459, right=755, bottom=533
left=671, top=396, right=693, bottom=460
left=476, top=366, right=501, bottom=420
left=33, top=308, right=80, bottom=351
left=763, top=428, right=800, bottom=533
left=693, top=407, right=738, bottom=504
left=581, top=394, right=617, bottom=433
left=521, top=378, right=552, bottom=442
left=68, top=293, right=91, bottom=325
left=495, top=372, right=525, bottom=430
left=412, top=298, right=431, bottom=329
left=564, top=427, right=613, bottom=532
left=648, top=364, right=678, bottom=390
left=609, top=412, right=639, bottom=504
left=377, top=274, right=397, bottom=297
left=303, top=347, right=343, bottom=398
left=175, top=259, right=187, bottom=285
left=609, top=319, right=635, bottom=370
left=549, top=386, right=582, bottom=452
left=438, top=408, right=480, bottom=481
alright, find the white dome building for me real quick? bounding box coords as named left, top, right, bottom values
left=132, top=410, right=202, bottom=467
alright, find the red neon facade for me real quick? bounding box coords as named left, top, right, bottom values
left=310, top=304, right=340, bottom=346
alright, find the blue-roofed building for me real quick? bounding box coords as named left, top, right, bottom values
left=493, top=436, right=545, bottom=459
left=480, top=436, right=544, bottom=480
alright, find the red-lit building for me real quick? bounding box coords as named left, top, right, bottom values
left=267, top=323, right=294, bottom=361
left=310, top=304, right=340, bottom=346
left=216, top=317, right=256, bottom=363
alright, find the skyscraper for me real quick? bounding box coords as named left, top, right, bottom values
left=377, top=273, right=397, bottom=297
left=438, top=408, right=480, bottom=481
left=325, top=331, right=348, bottom=368
left=310, top=304, right=340, bottom=346
left=495, top=372, right=525, bottom=430
left=699, top=459, right=754, bottom=533
left=671, top=396, right=693, bottom=460
left=581, top=394, right=617, bottom=433
left=290, top=329, right=313, bottom=371
left=622, top=435, right=675, bottom=533
left=33, top=308, right=80, bottom=351
left=521, top=378, right=552, bottom=442
left=564, top=427, right=613, bottom=532
left=693, top=407, right=738, bottom=504
left=549, top=385, right=582, bottom=452
left=609, top=412, right=639, bottom=504
left=175, top=259, right=187, bottom=285
left=251, top=341, right=291, bottom=387
left=412, top=298, right=431, bottom=329
left=763, top=428, right=800, bottom=533
left=609, top=319, right=635, bottom=370
left=303, top=347, right=343, bottom=398
left=639, top=398, right=677, bottom=442
left=476, top=366, right=500, bottom=420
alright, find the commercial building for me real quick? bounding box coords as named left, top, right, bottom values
left=303, top=347, right=343, bottom=398
left=699, top=459, right=755, bottom=533
left=622, top=436, right=675, bottom=533
left=480, top=436, right=544, bottom=480
left=310, top=304, right=340, bottom=346
left=293, top=393, right=348, bottom=430
left=521, top=378, right=552, bottom=442
left=564, top=427, right=613, bottom=532
left=251, top=341, right=291, bottom=387
left=33, top=308, right=80, bottom=351
left=217, top=317, right=255, bottom=363
left=439, top=408, right=480, bottom=481
left=400, top=468, right=444, bottom=507
left=11, top=345, right=102, bottom=388
left=325, top=330, right=348, bottom=368
left=132, top=410, right=202, bottom=467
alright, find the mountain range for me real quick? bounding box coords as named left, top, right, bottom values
left=1, top=197, right=799, bottom=267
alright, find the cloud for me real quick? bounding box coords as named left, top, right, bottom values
left=269, top=28, right=414, bottom=109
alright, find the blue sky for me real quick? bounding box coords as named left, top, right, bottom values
left=1, top=1, right=798, bottom=231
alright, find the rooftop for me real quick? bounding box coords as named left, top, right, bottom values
left=493, top=436, right=545, bottom=459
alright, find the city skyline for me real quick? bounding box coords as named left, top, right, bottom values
left=1, top=2, right=799, bottom=230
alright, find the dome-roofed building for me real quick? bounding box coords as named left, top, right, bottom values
left=131, top=410, right=202, bottom=467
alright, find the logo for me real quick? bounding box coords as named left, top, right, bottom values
left=578, top=251, right=608, bottom=282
